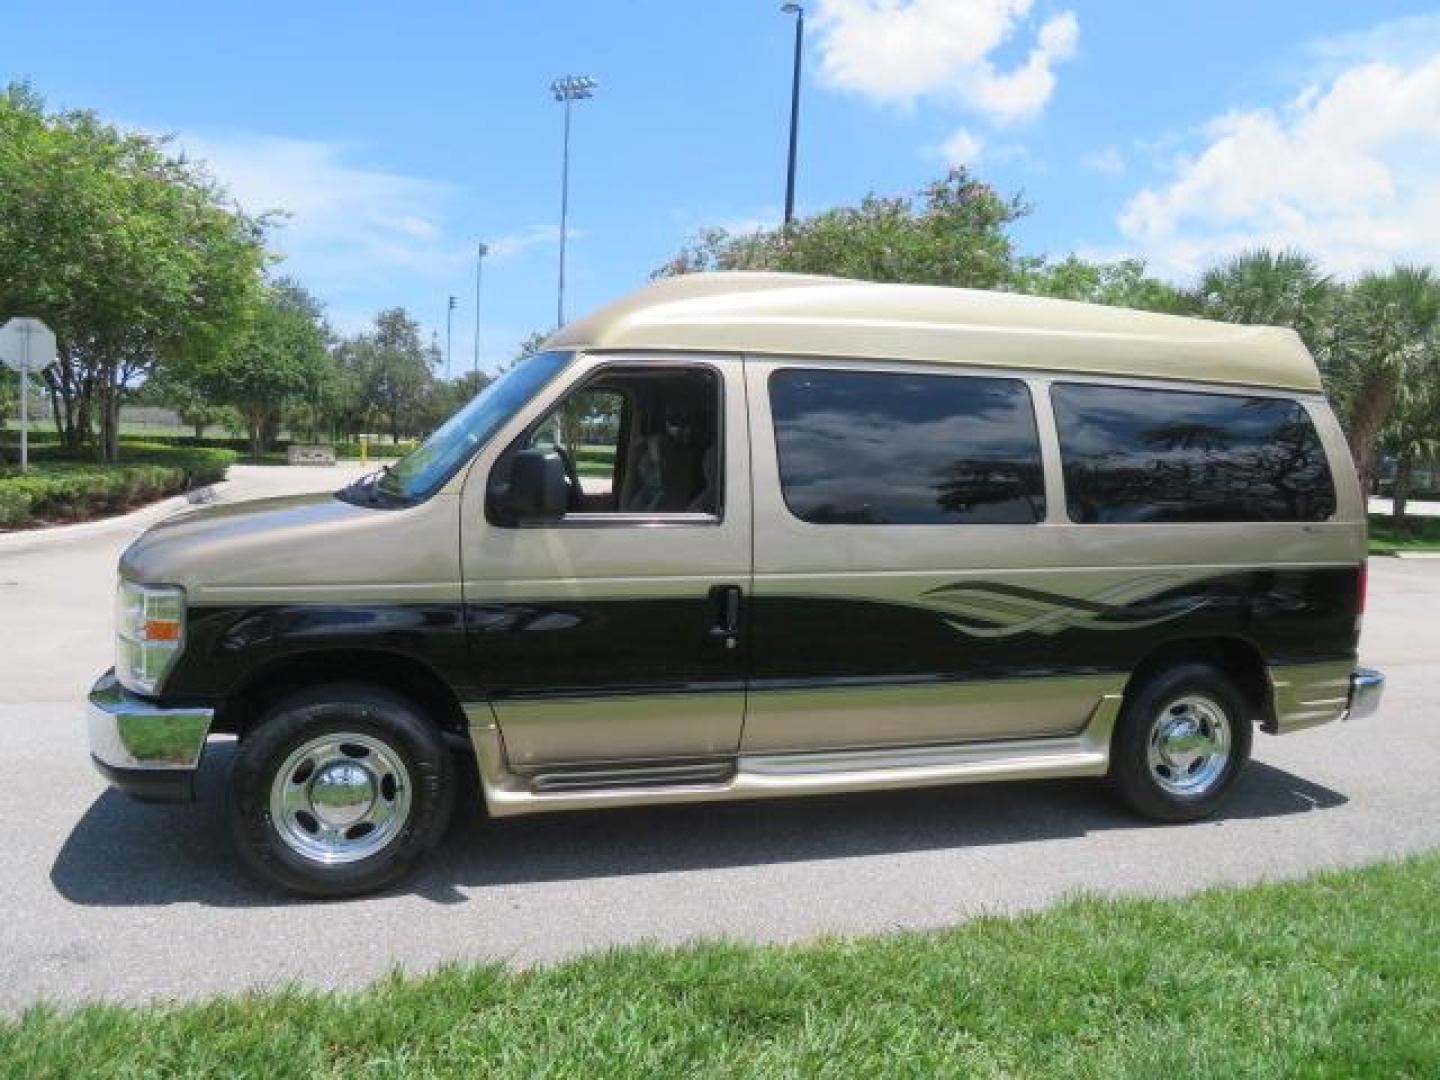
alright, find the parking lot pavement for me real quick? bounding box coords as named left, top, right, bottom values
left=1, top=468, right=1437, bottom=1010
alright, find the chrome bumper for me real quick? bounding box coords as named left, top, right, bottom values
left=87, top=670, right=213, bottom=803
left=1346, top=667, right=1385, bottom=721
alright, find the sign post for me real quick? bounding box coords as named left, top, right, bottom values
left=0, top=318, right=58, bottom=473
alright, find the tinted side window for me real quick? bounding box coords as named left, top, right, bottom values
left=1051, top=383, right=1337, bottom=523
left=769, top=369, right=1045, bottom=525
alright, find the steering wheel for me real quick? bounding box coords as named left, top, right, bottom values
left=555, top=446, right=584, bottom=510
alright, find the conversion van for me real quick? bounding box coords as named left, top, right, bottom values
left=89, top=273, right=1384, bottom=896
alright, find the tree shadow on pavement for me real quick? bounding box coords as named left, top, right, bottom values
left=50, top=743, right=1347, bottom=908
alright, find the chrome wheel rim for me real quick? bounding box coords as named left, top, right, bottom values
left=268, top=734, right=412, bottom=865
left=1146, top=694, right=1231, bottom=796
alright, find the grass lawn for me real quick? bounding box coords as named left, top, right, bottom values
left=3, top=855, right=1436, bottom=1077
left=1369, top=513, right=1440, bottom=554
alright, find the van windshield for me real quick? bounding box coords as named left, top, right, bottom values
left=365, top=350, right=573, bottom=503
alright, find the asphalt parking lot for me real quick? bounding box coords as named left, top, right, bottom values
left=1, top=465, right=1437, bottom=1011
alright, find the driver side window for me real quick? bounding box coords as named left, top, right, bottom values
left=525, top=388, right=626, bottom=510
left=512, top=365, right=722, bottom=519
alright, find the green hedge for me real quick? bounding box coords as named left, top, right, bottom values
left=2, top=433, right=421, bottom=461
left=331, top=439, right=418, bottom=460
left=0, top=444, right=235, bottom=529
left=105, top=434, right=420, bottom=460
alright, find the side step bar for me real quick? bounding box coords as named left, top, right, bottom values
left=466, top=695, right=1122, bottom=819
left=529, top=760, right=736, bottom=793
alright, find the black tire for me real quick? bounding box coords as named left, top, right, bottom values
left=1109, top=662, right=1253, bottom=822
left=228, top=683, right=455, bottom=898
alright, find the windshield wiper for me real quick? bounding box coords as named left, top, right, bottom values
left=336, top=464, right=415, bottom=508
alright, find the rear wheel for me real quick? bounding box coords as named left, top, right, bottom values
left=1110, top=662, right=1252, bottom=822
left=228, top=683, right=455, bottom=897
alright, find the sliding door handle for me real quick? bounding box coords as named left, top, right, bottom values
left=708, top=584, right=742, bottom=648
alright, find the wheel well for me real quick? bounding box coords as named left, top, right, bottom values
left=1122, top=637, right=1272, bottom=726
left=220, top=650, right=469, bottom=740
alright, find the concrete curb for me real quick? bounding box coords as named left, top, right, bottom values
left=0, top=483, right=221, bottom=556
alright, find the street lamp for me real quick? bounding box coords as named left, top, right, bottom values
left=781, top=3, right=805, bottom=228
left=551, top=74, right=599, bottom=328
left=473, top=242, right=488, bottom=382
left=445, top=295, right=457, bottom=377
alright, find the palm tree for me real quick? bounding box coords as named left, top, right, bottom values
left=1377, top=329, right=1440, bottom=529
left=1327, top=266, right=1440, bottom=492
left=1190, top=249, right=1336, bottom=353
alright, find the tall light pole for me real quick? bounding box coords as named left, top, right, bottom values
left=445, top=295, right=457, bottom=377
left=781, top=3, right=805, bottom=228
left=551, top=74, right=598, bottom=328
left=473, top=242, right=488, bottom=383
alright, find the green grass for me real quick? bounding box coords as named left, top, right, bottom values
left=1369, top=513, right=1440, bottom=554
left=3, top=855, right=1437, bottom=1077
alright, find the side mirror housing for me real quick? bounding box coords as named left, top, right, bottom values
left=497, top=448, right=568, bottom=522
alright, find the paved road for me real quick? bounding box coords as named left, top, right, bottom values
left=1, top=466, right=1437, bottom=1010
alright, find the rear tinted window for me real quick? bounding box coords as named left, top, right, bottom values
left=1051, top=383, right=1336, bottom=523
left=769, top=369, right=1045, bottom=525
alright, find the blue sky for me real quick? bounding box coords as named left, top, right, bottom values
left=4, top=1, right=1438, bottom=373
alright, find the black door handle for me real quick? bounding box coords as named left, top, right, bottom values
left=709, top=584, right=742, bottom=647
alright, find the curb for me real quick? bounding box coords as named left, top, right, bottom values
left=0, top=484, right=221, bottom=556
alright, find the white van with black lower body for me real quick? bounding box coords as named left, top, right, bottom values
left=88, top=273, right=1384, bottom=896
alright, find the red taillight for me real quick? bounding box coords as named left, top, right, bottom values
left=1358, top=560, right=1368, bottom=615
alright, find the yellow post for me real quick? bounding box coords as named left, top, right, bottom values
left=360, top=434, right=368, bottom=466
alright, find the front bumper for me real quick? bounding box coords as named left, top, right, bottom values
left=1346, top=667, right=1385, bottom=721
left=87, top=670, right=213, bottom=803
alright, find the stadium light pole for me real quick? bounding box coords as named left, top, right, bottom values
left=445, top=295, right=457, bottom=377
left=551, top=74, right=598, bottom=328
left=781, top=3, right=804, bottom=228
left=473, top=242, right=488, bottom=383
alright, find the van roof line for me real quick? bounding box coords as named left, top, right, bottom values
left=544, top=272, right=1323, bottom=394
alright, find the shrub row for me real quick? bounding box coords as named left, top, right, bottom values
left=0, top=444, right=235, bottom=529
left=2, top=433, right=422, bottom=461
left=112, top=434, right=421, bottom=460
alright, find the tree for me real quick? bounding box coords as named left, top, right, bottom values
left=348, top=308, right=435, bottom=442
left=515, top=330, right=549, bottom=365
left=284, top=339, right=343, bottom=443
left=140, top=367, right=236, bottom=439
left=0, top=369, right=15, bottom=464
left=1014, top=255, right=1192, bottom=314
left=1329, top=266, right=1440, bottom=493
left=1189, top=249, right=1336, bottom=354
left=417, top=371, right=491, bottom=432
left=654, top=168, right=1027, bottom=289
left=1381, top=364, right=1440, bottom=529
left=199, top=280, right=330, bottom=459
left=0, top=83, right=267, bottom=461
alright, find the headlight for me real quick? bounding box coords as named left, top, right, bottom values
left=116, top=580, right=186, bottom=696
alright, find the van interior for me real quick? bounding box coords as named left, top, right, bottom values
left=523, top=367, right=720, bottom=515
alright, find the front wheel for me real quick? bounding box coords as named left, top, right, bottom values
left=228, top=683, right=455, bottom=897
left=1109, top=662, right=1253, bottom=822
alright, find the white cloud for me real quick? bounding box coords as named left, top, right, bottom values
left=1081, top=145, right=1124, bottom=175
left=1303, top=11, right=1440, bottom=74
left=940, top=127, right=984, bottom=165
left=162, top=131, right=566, bottom=341
left=812, top=0, right=1078, bottom=125
left=487, top=224, right=573, bottom=260
left=1117, top=53, right=1440, bottom=278
left=173, top=133, right=465, bottom=286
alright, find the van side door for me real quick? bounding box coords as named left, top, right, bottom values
left=742, top=358, right=1118, bottom=753
left=460, top=353, right=752, bottom=776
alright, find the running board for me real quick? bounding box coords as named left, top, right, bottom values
left=528, top=760, right=736, bottom=793
left=466, top=695, right=1122, bottom=819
